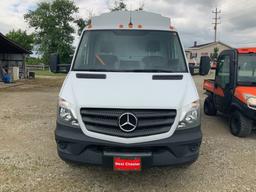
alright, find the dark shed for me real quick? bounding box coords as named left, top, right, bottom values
left=0, top=32, right=31, bottom=80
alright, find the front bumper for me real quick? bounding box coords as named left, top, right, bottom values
left=233, top=98, right=256, bottom=121
left=55, top=122, right=202, bottom=167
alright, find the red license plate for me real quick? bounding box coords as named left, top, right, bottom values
left=114, top=157, right=141, bottom=171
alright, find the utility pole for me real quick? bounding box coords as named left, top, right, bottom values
left=212, top=8, right=221, bottom=42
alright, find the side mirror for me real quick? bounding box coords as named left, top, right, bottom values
left=49, top=53, right=71, bottom=73
left=58, top=64, right=71, bottom=73
left=199, top=56, right=211, bottom=76
left=49, top=53, right=60, bottom=73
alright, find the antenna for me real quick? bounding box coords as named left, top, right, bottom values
left=129, top=10, right=133, bottom=25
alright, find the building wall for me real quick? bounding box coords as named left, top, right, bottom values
left=0, top=54, right=24, bottom=66
left=186, top=43, right=231, bottom=64
left=0, top=53, right=26, bottom=79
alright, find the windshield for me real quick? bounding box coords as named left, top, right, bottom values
left=73, top=30, right=187, bottom=72
left=237, top=54, right=256, bottom=84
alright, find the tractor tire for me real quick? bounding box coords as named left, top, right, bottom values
left=230, top=111, right=252, bottom=137
left=204, top=96, right=217, bottom=116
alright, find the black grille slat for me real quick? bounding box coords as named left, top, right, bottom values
left=135, top=112, right=176, bottom=119
left=138, top=118, right=175, bottom=128
left=82, top=117, right=118, bottom=127
left=80, top=108, right=177, bottom=138
left=85, top=125, right=171, bottom=138
left=80, top=110, right=120, bottom=118
left=80, top=109, right=176, bottom=117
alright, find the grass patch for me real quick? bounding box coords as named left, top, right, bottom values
left=35, top=70, right=66, bottom=77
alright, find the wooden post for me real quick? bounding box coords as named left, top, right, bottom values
left=23, top=54, right=26, bottom=79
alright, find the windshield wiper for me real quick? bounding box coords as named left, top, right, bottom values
left=77, top=69, right=112, bottom=72
left=74, top=69, right=175, bottom=73
left=122, top=69, right=174, bottom=73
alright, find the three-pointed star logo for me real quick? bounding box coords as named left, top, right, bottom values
left=118, top=113, right=138, bottom=132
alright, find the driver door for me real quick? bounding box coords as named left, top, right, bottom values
left=214, top=51, right=234, bottom=112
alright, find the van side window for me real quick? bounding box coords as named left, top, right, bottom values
left=216, top=55, right=230, bottom=88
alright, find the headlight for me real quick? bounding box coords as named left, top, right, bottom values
left=178, top=100, right=200, bottom=130
left=58, top=98, right=79, bottom=126
left=244, top=94, right=256, bottom=110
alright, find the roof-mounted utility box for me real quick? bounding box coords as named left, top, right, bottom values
left=91, top=11, right=173, bottom=31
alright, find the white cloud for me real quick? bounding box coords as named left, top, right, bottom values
left=0, top=0, right=256, bottom=47
left=0, top=0, right=41, bottom=33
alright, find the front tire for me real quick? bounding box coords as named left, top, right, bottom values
left=204, top=96, right=217, bottom=116
left=230, top=111, right=252, bottom=137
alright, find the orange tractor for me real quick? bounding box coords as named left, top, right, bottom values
left=203, top=48, right=256, bottom=137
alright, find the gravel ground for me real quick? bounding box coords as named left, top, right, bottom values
left=0, top=74, right=256, bottom=192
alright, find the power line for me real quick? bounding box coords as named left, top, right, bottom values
left=212, top=8, right=221, bottom=42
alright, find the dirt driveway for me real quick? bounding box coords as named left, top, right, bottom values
left=0, top=75, right=255, bottom=192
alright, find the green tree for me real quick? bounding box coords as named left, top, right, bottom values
left=75, top=18, right=88, bottom=36
left=26, top=57, right=43, bottom=65
left=24, top=0, right=78, bottom=64
left=110, top=0, right=127, bottom=11
left=75, top=0, right=128, bottom=36
left=211, top=47, right=219, bottom=60
left=6, top=29, right=34, bottom=52
left=75, top=1, right=145, bottom=37
left=135, top=2, right=144, bottom=11
left=75, top=12, right=92, bottom=36
left=110, top=0, right=144, bottom=11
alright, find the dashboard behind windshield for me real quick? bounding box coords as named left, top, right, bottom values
left=72, top=30, right=187, bottom=72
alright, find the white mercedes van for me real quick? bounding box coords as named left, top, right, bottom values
left=52, top=11, right=202, bottom=171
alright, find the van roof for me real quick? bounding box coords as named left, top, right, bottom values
left=88, top=11, right=174, bottom=31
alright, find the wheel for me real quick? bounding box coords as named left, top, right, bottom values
left=230, top=111, right=252, bottom=137
left=204, top=96, right=217, bottom=116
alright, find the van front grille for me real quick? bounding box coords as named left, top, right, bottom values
left=80, top=108, right=176, bottom=138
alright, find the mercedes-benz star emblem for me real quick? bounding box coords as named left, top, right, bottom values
left=118, top=113, right=138, bottom=132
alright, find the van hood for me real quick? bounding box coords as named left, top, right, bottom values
left=60, top=72, right=197, bottom=110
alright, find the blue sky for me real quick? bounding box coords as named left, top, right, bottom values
left=0, top=0, right=256, bottom=48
